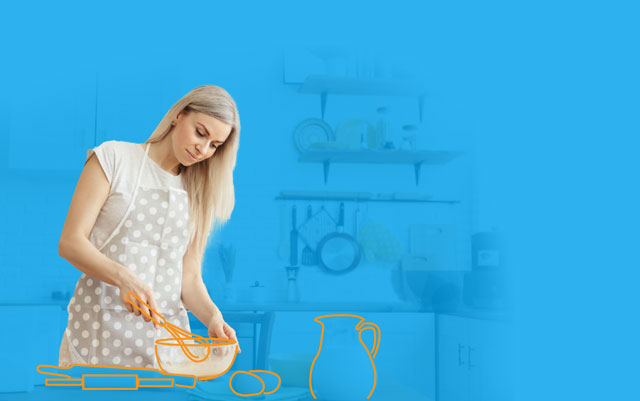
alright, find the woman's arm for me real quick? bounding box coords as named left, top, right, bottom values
left=59, top=153, right=161, bottom=326
left=181, top=241, right=241, bottom=352
left=59, top=153, right=121, bottom=285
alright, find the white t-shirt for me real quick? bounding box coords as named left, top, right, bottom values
left=86, top=140, right=187, bottom=251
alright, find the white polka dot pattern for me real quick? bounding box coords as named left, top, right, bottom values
left=64, top=185, right=191, bottom=368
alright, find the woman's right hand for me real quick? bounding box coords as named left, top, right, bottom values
left=115, top=268, right=161, bottom=329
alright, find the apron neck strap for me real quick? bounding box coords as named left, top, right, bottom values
left=97, top=142, right=151, bottom=252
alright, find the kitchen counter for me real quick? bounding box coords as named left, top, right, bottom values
left=13, top=381, right=433, bottom=401
left=0, top=299, right=422, bottom=312
left=0, top=300, right=510, bottom=320
left=4, top=386, right=190, bottom=401
left=433, top=306, right=512, bottom=322
left=216, top=301, right=423, bottom=312
left=216, top=301, right=510, bottom=321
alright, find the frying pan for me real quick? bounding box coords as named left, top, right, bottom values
left=316, top=202, right=361, bottom=274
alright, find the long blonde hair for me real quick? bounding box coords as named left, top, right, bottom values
left=144, top=85, right=240, bottom=265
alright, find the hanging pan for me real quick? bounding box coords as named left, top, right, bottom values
left=316, top=202, right=361, bottom=274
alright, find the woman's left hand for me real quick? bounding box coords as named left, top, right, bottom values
left=207, top=312, right=241, bottom=354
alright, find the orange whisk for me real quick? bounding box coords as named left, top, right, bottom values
left=126, top=292, right=212, bottom=362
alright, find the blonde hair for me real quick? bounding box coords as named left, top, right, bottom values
left=144, top=85, right=240, bottom=266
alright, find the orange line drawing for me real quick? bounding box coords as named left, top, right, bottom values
left=36, top=364, right=197, bottom=389
left=127, top=292, right=217, bottom=362
left=229, top=371, right=265, bottom=397
left=250, top=370, right=281, bottom=395
left=309, top=314, right=381, bottom=399
left=154, top=337, right=238, bottom=381
left=127, top=292, right=240, bottom=380
left=229, top=370, right=282, bottom=397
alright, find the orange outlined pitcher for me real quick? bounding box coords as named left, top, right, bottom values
left=309, top=314, right=380, bottom=400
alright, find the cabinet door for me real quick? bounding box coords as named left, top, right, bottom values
left=6, top=65, right=96, bottom=171
left=467, top=319, right=514, bottom=401
left=367, top=312, right=435, bottom=401
left=95, top=65, right=186, bottom=145
left=33, top=305, right=66, bottom=386
left=438, top=315, right=470, bottom=401
left=0, top=305, right=64, bottom=391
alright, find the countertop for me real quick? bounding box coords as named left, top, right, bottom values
left=0, top=299, right=421, bottom=312
left=0, top=299, right=510, bottom=321
left=434, top=306, right=512, bottom=322
left=216, top=301, right=422, bottom=312
left=13, top=379, right=432, bottom=401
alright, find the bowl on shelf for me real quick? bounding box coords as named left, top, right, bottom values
left=155, top=338, right=239, bottom=380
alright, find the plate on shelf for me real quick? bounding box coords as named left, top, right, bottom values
left=292, top=118, right=335, bottom=153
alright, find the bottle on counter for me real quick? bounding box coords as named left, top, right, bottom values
left=285, top=266, right=300, bottom=303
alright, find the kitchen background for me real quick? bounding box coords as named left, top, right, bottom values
left=7, top=1, right=637, bottom=400
left=0, top=41, right=513, bottom=399
left=0, top=43, right=512, bottom=398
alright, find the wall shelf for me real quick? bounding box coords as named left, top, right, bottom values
left=275, top=191, right=459, bottom=204
left=299, top=75, right=426, bottom=96
left=275, top=196, right=459, bottom=204
left=297, top=149, right=463, bottom=185
left=298, top=75, right=426, bottom=120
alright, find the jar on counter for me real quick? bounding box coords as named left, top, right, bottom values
left=249, top=281, right=266, bottom=303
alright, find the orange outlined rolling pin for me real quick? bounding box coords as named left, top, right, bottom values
left=37, top=364, right=196, bottom=390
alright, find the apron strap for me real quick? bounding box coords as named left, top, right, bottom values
left=98, top=143, right=151, bottom=252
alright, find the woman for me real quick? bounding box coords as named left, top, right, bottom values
left=57, top=85, right=242, bottom=368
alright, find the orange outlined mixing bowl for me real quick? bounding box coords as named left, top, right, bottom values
left=155, top=337, right=238, bottom=380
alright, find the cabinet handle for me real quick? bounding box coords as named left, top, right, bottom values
left=468, top=346, right=476, bottom=369
left=458, top=343, right=466, bottom=366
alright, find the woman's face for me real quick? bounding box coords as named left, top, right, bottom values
left=171, top=110, right=233, bottom=166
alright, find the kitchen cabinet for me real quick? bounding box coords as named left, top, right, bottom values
left=0, top=305, right=65, bottom=392
left=438, top=315, right=470, bottom=401
left=6, top=65, right=97, bottom=172
left=270, top=311, right=436, bottom=401
left=437, top=314, right=514, bottom=401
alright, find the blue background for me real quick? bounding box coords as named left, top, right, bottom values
left=0, top=0, right=638, bottom=400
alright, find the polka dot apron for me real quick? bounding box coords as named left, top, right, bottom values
left=65, top=142, right=191, bottom=368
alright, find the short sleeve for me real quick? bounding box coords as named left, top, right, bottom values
left=86, top=140, right=117, bottom=184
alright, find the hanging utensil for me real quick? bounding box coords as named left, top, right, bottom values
left=301, top=205, right=316, bottom=265
left=316, top=202, right=361, bottom=274
left=276, top=202, right=290, bottom=262
left=297, top=205, right=336, bottom=251
left=290, top=205, right=298, bottom=266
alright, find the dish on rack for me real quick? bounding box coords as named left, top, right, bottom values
left=292, top=118, right=335, bottom=153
